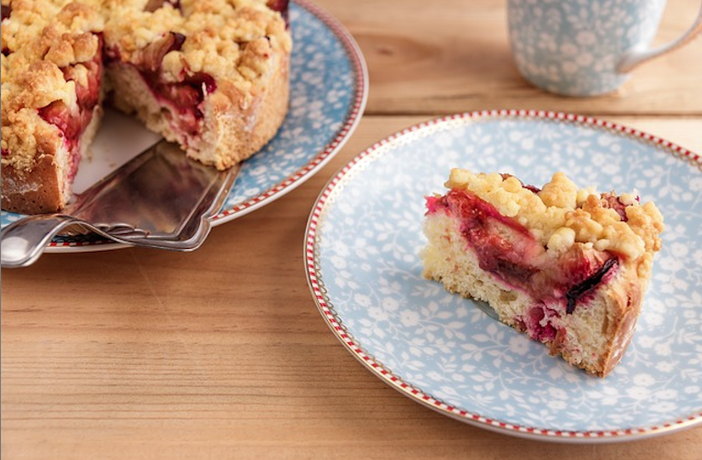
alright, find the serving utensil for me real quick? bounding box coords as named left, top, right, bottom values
left=1, top=141, right=240, bottom=268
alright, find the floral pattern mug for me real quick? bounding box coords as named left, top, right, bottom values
left=508, top=0, right=702, bottom=96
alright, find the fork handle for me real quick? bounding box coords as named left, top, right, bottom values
left=1, top=214, right=76, bottom=268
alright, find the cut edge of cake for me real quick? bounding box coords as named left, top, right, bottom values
left=106, top=44, right=290, bottom=170
left=1, top=104, right=103, bottom=214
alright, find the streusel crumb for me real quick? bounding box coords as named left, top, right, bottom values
left=99, top=0, right=291, bottom=99
left=445, top=169, right=664, bottom=261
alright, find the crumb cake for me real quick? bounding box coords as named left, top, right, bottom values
left=421, top=169, right=664, bottom=377
left=1, top=0, right=291, bottom=214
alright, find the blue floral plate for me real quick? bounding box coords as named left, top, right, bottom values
left=0, top=0, right=368, bottom=252
left=305, top=110, right=702, bottom=442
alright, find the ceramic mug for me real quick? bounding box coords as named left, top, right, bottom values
left=507, top=0, right=702, bottom=97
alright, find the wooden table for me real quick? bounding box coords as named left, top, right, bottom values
left=2, top=1, right=701, bottom=458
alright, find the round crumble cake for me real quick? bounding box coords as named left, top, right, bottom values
left=1, top=0, right=292, bottom=214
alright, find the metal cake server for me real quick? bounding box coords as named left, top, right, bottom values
left=472, top=299, right=499, bottom=321
left=1, top=141, right=240, bottom=268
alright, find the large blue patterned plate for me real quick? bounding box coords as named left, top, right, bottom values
left=305, top=110, right=702, bottom=442
left=0, top=0, right=368, bottom=252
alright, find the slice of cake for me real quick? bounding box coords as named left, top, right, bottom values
left=1, top=0, right=291, bottom=214
left=421, top=169, right=664, bottom=377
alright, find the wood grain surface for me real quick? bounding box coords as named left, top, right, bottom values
left=2, top=0, right=702, bottom=459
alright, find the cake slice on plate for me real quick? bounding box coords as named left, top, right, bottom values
left=421, top=169, right=664, bottom=377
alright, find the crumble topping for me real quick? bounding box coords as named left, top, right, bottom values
left=1, top=0, right=104, bottom=172
left=100, top=0, right=291, bottom=91
left=444, top=169, right=664, bottom=262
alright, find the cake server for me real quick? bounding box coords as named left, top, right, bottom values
left=472, top=299, right=500, bottom=321
left=1, top=140, right=240, bottom=268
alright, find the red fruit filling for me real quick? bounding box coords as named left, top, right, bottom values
left=37, top=35, right=103, bottom=183
left=600, top=192, right=629, bottom=222
left=564, top=257, right=617, bottom=314
left=427, top=190, right=545, bottom=288
left=500, top=173, right=541, bottom=194
left=266, top=0, right=290, bottom=27
left=521, top=305, right=559, bottom=342
left=120, top=31, right=217, bottom=138
left=140, top=70, right=216, bottom=136
left=427, top=189, right=619, bottom=316
left=1, top=5, right=10, bottom=55
left=141, top=31, right=185, bottom=72
left=143, top=0, right=182, bottom=13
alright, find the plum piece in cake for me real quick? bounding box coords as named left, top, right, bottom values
left=266, top=0, right=290, bottom=26
left=421, top=169, right=664, bottom=377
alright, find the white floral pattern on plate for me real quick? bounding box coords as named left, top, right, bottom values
left=306, top=110, right=702, bottom=442
left=0, top=0, right=368, bottom=251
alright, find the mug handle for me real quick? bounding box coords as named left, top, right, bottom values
left=617, top=2, right=702, bottom=73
